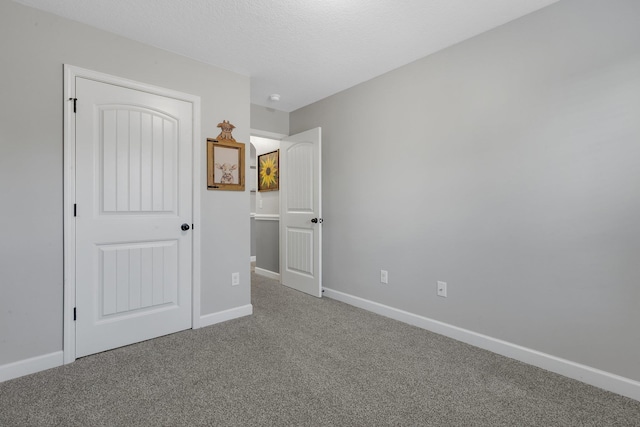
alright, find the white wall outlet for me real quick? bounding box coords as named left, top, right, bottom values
left=232, top=272, right=240, bottom=286
left=380, top=270, right=388, bottom=284
left=437, top=281, right=447, bottom=297
left=259, top=199, right=263, bottom=209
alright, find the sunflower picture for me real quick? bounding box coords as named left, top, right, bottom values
left=258, top=150, right=279, bottom=192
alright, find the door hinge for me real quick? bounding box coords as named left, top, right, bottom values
left=73, top=307, right=77, bottom=321
left=69, top=97, right=77, bottom=113
left=74, top=204, right=77, bottom=217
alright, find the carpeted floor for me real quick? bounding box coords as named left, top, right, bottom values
left=1, top=273, right=639, bottom=426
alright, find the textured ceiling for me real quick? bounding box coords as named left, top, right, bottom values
left=14, top=0, right=559, bottom=112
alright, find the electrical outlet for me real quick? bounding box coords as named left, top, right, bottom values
left=232, top=272, right=240, bottom=286
left=437, top=281, right=447, bottom=297
left=380, top=270, right=388, bottom=284
left=259, top=199, right=263, bottom=209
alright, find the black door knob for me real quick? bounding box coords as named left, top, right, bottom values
left=181, top=223, right=190, bottom=231
left=311, top=218, right=318, bottom=223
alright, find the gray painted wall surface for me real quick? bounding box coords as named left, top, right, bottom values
left=290, top=0, right=640, bottom=381
left=0, top=1, right=250, bottom=365
left=250, top=217, right=256, bottom=258
left=256, top=221, right=280, bottom=273
left=251, top=104, right=289, bottom=135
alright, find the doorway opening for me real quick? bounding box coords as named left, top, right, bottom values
left=250, top=135, right=282, bottom=281
left=249, top=128, right=323, bottom=298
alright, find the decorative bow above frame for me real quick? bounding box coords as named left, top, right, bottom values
left=216, top=120, right=236, bottom=141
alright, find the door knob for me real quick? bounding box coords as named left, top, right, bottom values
left=311, top=218, right=324, bottom=224
left=181, top=223, right=190, bottom=231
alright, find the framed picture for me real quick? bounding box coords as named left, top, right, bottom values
left=258, top=150, right=279, bottom=192
left=207, top=138, right=245, bottom=191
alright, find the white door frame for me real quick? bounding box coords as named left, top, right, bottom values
left=63, top=65, right=202, bottom=364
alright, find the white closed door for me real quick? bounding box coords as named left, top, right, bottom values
left=75, top=77, right=193, bottom=357
left=280, top=128, right=322, bottom=297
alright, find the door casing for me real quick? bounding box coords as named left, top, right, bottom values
left=63, top=65, right=202, bottom=364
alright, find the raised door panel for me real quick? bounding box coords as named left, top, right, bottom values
left=285, top=227, right=314, bottom=277
left=99, top=241, right=178, bottom=318
left=100, top=108, right=177, bottom=214
left=285, top=143, right=314, bottom=213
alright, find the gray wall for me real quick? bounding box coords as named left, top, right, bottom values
left=251, top=104, right=289, bottom=135
left=250, top=217, right=256, bottom=258
left=255, top=220, right=280, bottom=273
left=290, top=0, right=640, bottom=382
left=0, top=1, right=250, bottom=366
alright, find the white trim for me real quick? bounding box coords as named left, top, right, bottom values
left=255, top=267, right=280, bottom=281
left=250, top=129, right=287, bottom=140
left=0, top=352, right=64, bottom=383
left=199, top=304, right=253, bottom=328
left=63, top=66, right=77, bottom=364
left=63, top=65, right=202, bottom=361
left=250, top=256, right=256, bottom=262
left=323, top=287, right=640, bottom=402
left=191, top=87, right=202, bottom=330
left=255, top=214, right=280, bottom=221
left=250, top=212, right=256, bottom=218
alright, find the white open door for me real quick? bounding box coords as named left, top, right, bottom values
left=73, top=76, right=194, bottom=358
left=280, top=128, right=322, bottom=297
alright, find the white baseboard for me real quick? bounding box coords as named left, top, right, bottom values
left=0, top=351, right=64, bottom=383
left=199, top=304, right=253, bottom=328
left=323, top=287, right=640, bottom=402
left=1, top=305, right=254, bottom=383
left=255, top=267, right=280, bottom=281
